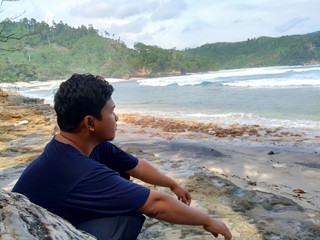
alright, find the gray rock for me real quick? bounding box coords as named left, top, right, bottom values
left=0, top=189, right=95, bottom=240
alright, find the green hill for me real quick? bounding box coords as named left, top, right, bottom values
left=0, top=19, right=209, bottom=82
left=185, top=32, right=320, bottom=69
left=0, top=18, right=319, bottom=82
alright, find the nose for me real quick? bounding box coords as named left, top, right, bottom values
left=114, top=113, right=119, bottom=122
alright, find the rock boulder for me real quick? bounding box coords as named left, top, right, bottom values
left=0, top=189, right=95, bottom=240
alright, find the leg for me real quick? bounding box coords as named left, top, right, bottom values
left=76, top=214, right=145, bottom=240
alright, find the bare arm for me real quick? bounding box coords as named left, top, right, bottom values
left=127, top=159, right=191, bottom=205
left=139, top=190, right=232, bottom=240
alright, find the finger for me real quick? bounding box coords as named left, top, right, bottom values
left=184, top=198, right=191, bottom=206
left=183, top=196, right=191, bottom=205
left=183, top=194, right=191, bottom=205
left=186, top=193, right=192, bottom=204
left=178, top=196, right=188, bottom=205
left=186, top=195, right=192, bottom=205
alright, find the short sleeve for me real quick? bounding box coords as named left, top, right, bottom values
left=90, top=141, right=138, bottom=172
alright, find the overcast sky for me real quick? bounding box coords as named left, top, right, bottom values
left=1, top=0, right=319, bottom=49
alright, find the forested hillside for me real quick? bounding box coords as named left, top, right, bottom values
left=0, top=19, right=210, bottom=82
left=185, top=31, right=320, bottom=69
left=0, top=18, right=319, bottom=82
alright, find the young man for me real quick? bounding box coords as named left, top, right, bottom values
left=12, top=74, right=232, bottom=240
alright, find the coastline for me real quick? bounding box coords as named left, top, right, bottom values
left=114, top=115, right=320, bottom=211
left=114, top=121, right=320, bottom=239
left=0, top=90, right=319, bottom=239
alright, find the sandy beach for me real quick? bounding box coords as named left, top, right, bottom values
left=1, top=90, right=320, bottom=239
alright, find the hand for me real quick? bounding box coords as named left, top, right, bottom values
left=203, top=219, right=232, bottom=240
left=170, top=184, right=192, bottom=206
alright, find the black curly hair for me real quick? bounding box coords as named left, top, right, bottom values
left=54, top=73, right=114, bottom=132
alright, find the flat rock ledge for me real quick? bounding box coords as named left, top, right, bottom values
left=0, top=189, right=95, bottom=240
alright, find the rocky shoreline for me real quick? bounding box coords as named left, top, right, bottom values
left=114, top=123, right=320, bottom=239
left=0, top=90, right=57, bottom=169
left=1, top=90, right=320, bottom=239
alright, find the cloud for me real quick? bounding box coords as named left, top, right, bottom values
left=151, top=0, right=187, bottom=21
left=274, top=17, right=310, bottom=34
left=43, top=10, right=54, bottom=24
left=182, top=20, right=209, bottom=33
left=109, top=17, right=148, bottom=34
left=7, top=0, right=320, bottom=49
left=70, top=0, right=158, bottom=19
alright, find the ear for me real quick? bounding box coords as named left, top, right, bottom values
left=83, top=115, right=95, bottom=132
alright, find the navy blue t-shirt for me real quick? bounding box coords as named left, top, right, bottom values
left=12, top=138, right=150, bottom=225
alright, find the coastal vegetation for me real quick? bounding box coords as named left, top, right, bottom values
left=0, top=18, right=319, bottom=82
left=185, top=32, right=320, bottom=69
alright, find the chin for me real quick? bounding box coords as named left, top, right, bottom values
left=106, top=135, right=116, bottom=141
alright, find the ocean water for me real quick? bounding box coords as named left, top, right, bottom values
left=1, top=65, right=320, bottom=137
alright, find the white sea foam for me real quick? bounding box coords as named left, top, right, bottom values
left=0, top=80, right=64, bottom=91
left=137, top=65, right=320, bottom=87
left=182, top=112, right=320, bottom=133
left=223, top=78, right=320, bottom=87
left=0, top=78, right=126, bottom=104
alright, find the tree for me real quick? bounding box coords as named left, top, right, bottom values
left=0, top=0, right=43, bottom=51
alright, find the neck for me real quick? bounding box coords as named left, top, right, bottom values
left=58, top=131, right=94, bottom=157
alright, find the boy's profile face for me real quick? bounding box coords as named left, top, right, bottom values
left=94, top=98, right=118, bottom=141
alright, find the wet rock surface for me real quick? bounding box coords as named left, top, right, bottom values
left=124, top=146, right=320, bottom=240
